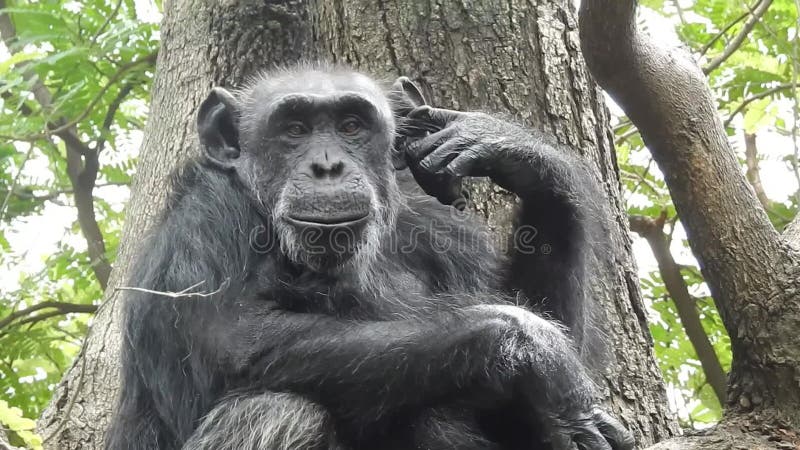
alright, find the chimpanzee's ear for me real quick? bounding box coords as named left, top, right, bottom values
left=388, top=77, right=427, bottom=170
left=197, top=87, right=240, bottom=169
left=388, top=76, right=427, bottom=115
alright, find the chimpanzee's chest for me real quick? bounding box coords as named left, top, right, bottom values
left=263, top=267, right=435, bottom=320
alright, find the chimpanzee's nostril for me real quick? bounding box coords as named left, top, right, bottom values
left=330, top=161, right=344, bottom=177
left=311, top=160, right=345, bottom=178
left=311, top=163, right=326, bottom=178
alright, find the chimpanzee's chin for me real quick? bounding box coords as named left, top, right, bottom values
left=281, top=218, right=372, bottom=272
left=294, top=244, right=362, bottom=274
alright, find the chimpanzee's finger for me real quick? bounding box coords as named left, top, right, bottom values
left=406, top=127, right=458, bottom=162
left=407, top=163, right=464, bottom=208
left=419, top=139, right=462, bottom=173
left=408, top=105, right=466, bottom=126
left=400, top=118, right=441, bottom=134
left=572, top=425, right=613, bottom=450
left=548, top=429, right=576, bottom=450
left=592, top=409, right=635, bottom=450
left=443, top=149, right=487, bottom=178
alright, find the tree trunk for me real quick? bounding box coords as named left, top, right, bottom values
left=38, top=0, right=678, bottom=448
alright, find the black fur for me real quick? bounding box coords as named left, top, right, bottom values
left=105, top=63, right=632, bottom=450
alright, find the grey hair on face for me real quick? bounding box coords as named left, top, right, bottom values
left=272, top=175, right=400, bottom=280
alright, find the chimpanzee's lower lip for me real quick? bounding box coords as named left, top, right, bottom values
left=285, top=213, right=370, bottom=228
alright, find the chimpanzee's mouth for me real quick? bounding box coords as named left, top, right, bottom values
left=286, top=212, right=370, bottom=228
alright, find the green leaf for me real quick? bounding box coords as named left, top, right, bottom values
left=742, top=98, right=779, bottom=133
left=0, top=400, right=43, bottom=450
left=0, top=49, right=45, bottom=73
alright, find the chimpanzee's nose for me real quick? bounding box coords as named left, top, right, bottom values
left=310, top=150, right=345, bottom=178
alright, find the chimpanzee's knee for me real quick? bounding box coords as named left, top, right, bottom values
left=183, top=392, right=344, bottom=450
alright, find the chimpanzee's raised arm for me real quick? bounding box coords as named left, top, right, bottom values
left=399, top=106, right=599, bottom=339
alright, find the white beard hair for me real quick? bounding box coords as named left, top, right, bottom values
left=272, top=176, right=401, bottom=289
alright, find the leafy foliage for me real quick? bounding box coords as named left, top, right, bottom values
left=0, top=400, right=41, bottom=449
left=0, top=0, right=158, bottom=435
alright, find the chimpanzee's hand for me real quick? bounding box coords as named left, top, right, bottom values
left=389, top=78, right=466, bottom=209
left=401, top=106, right=545, bottom=196
left=543, top=407, right=635, bottom=450
left=470, top=305, right=634, bottom=450
left=398, top=129, right=466, bottom=209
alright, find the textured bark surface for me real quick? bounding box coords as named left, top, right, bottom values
left=38, top=0, right=678, bottom=448
left=579, top=0, right=800, bottom=447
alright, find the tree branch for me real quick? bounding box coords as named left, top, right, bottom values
left=629, top=214, right=728, bottom=404
left=0, top=143, right=34, bottom=222
left=94, top=82, right=134, bottom=153
left=743, top=132, right=771, bottom=210
left=579, top=0, right=784, bottom=364
left=0, top=301, right=98, bottom=331
left=790, top=1, right=800, bottom=208
left=697, top=9, right=750, bottom=57
left=723, top=83, right=798, bottom=128
left=785, top=213, right=800, bottom=248
left=91, top=0, right=123, bottom=43
left=4, top=182, right=129, bottom=203
left=15, top=310, right=88, bottom=329
left=702, top=0, right=773, bottom=74
left=672, top=0, right=687, bottom=26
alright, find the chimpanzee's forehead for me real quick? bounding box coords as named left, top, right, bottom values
left=250, top=70, right=384, bottom=103
left=242, top=68, right=394, bottom=125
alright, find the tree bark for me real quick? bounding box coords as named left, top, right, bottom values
left=38, top=0, right=678, bottom=448
left=580, top=0, right=800, bottom=447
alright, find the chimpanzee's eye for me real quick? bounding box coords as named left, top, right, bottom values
left=285, top=122, right=309, bottom=137
left=338, top=117, right=362, bottom=136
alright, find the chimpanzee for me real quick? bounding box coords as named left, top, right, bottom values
left=105, top=62, right=634, bottom=450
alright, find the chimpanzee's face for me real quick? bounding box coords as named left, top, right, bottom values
left=197, top=68, right=400, bottom=271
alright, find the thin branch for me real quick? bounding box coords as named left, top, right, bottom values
left=620, top=167, right=661, bottom=197
left=744, top=132, right=772, bottom=210
left=697, top=9, right=750, bottom=57
left=613, top=118, right=632, bottom=132
left=0, top=301, right=98, bottom=331
left=91, top=0, right=123, bottom=43
left=723, top=83, right=798, bottom=128
left=702, top=0, right=774, bottom=74
left=672, top=0, right=687, bottom=26
left=629, top=213, right=728, bottom=404
left=615, top=126, right=640, bottom=146
left=94, top=82, right=135, bottom=153
left=46, top=54, right=155, bottom=137
left=633, top=160, right=655, bottom=199
left=0, top=143, right=34, bottom=223
left=6, top=181, right=130, bottom=202
left=17, top=310, right=83, bottom=329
